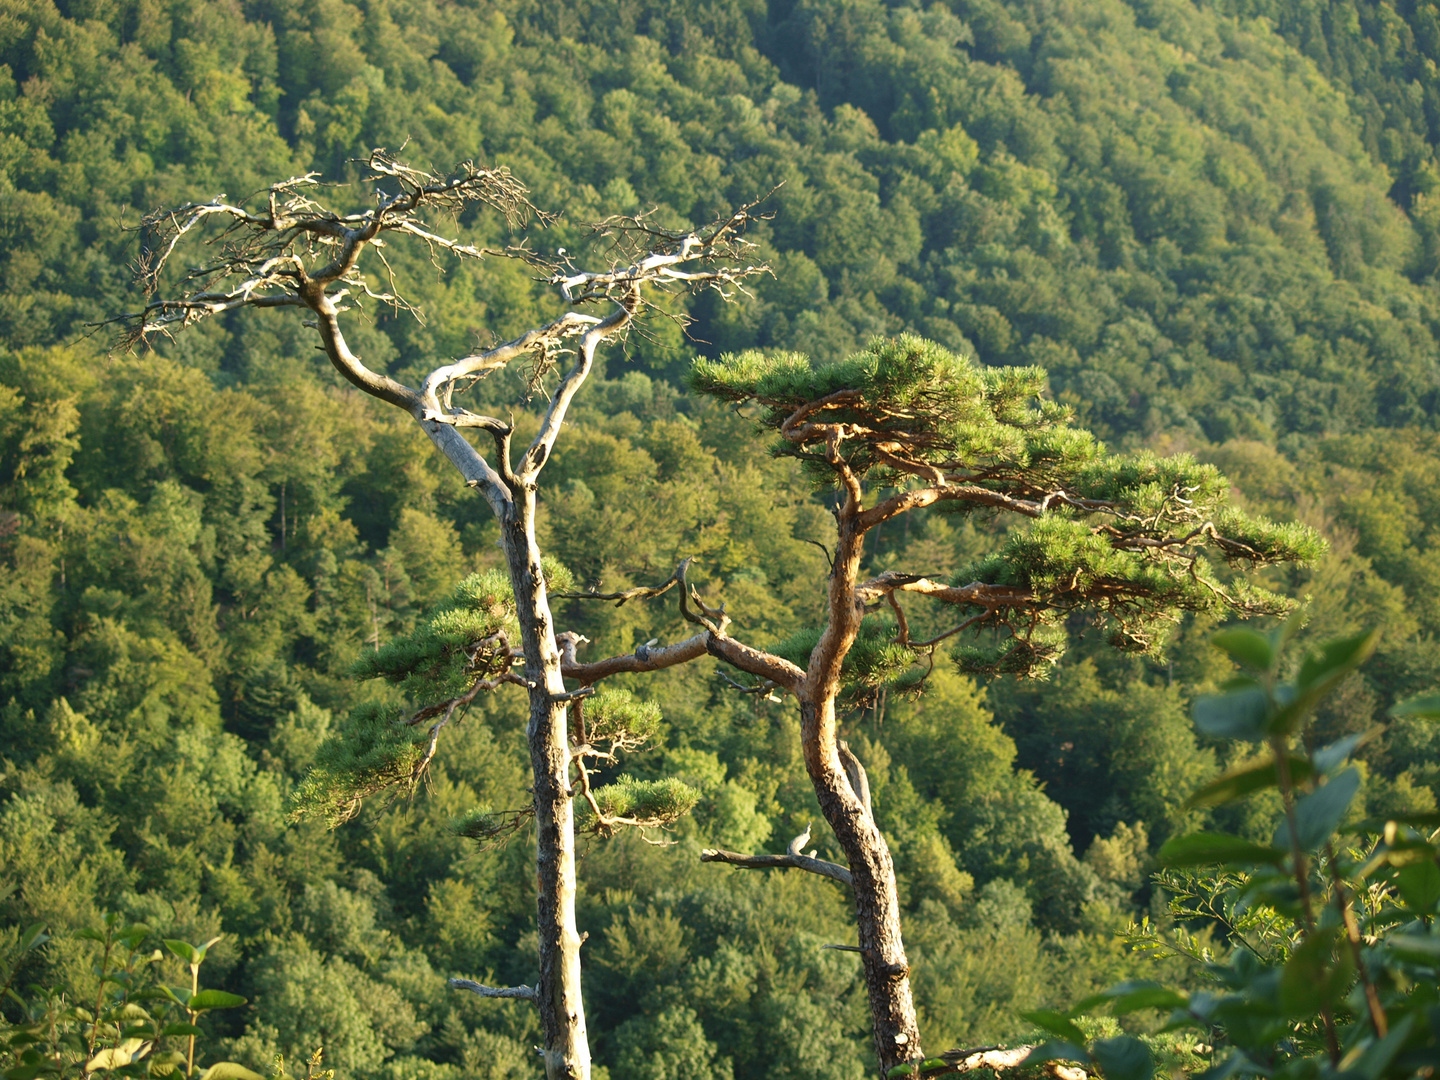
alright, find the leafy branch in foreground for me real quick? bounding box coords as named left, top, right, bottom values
left=1003, top=624, right=1440, bottom=1080
left=1, top=917, right=260, bottom=1080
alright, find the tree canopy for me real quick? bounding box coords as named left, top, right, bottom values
left=3, top=0, right=1440, bottom=1076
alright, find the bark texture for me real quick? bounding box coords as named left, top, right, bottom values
left=800, top=700, right=919, bottom=1072
left=504, top=493, right=589, bottom=1079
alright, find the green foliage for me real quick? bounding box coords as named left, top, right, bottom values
left=1039, top=628, right=1440, bottom=1080
left=582, top=688, right=663, bottom=750
left=0, top=918, right=257, bottom=1080
left=690, top=336, right=1090, bottom=488
left=768, top=617, right=919, bottom=704
left=695, top=335, right=1321, bottom=678
left=578, top=776, right=701, bottom=834
left=288, top=702, right=424, bottom=828
left=2, top=0, right=1440, bottom=1074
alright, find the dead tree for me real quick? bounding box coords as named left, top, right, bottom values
left=552, top=337, right=1322, bottom=1074
left=112, top=151, right=764, bottom=1080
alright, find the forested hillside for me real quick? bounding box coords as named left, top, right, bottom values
left=2, top=0, right=1440, bottom=1077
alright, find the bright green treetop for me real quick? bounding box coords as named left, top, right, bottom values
left=692, top=335, right=1325, bottom=675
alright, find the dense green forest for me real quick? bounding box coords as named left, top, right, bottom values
left=4, top=0, right=1440, bottom=1076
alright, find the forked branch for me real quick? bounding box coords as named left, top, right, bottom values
left=112, top=153, right=771, bottom=507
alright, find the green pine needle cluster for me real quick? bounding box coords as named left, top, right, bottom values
left=352, top=560, right=574, bottom=707
left=582, top=687, right=663, bottom=748
left=288, top=702, right=424, bottom=827
left=769, top=618, right=918, bottom=705
left=450, top=804, right=533, bottom=850
left=695, top=336, right=1324, bottom=678
left=578, top=776, right=701, bottom=833
left=689, top=335, right=1095, bottom=488
left=290, top=561, right=575, bottom=827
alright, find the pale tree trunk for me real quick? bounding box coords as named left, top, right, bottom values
left=502, top=490, right=589, bottom=1080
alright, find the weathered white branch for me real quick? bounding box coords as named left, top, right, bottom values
left=418, top=312, right=602, bottom=422
left=839, top=741, right=873, bottom=820
left=448, top=978, right=537, bottom=1002
left=700, top=846, right=853, bottom=888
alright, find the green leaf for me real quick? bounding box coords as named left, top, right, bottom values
left=1185, top=758, right=1313, bottom=809
left=1110, top=985, right=1188, bottom=1016
left=1158, top=832, right=1287, bottom=867
left=162, top=940, right=199, bottom=965
left=1212, top=629, right=1274, bottom=672
left=1395, top=859, right=1440, bottom=913
left=1384, top=931, right=1440, bottom=961
left=1297, top=630, right=1380, bottom=691
left=1194, top=1051, right=1269, bottom=1080
left=198, top=1064, right=266, bottom=1080
left=159, top=1024, right=204, bottom=1038
left=1269, top=630, right=1380, bottom=735
left=1353, top=811, right=1440, bottom=834
left=18, top=925, right=48, bottom=953
left=1090, top=1037, right=1153, bottom=1080
left=1022, top=1041, right=1091, bottom=1068
left=1072, top=980, right=1188, bottom=1016
left=1193, top=685, right=1269, bottom=741
left=1313, top=732, right=1369, bottom=774
left=1021, top=1009, right=1087, bottom=1046
left=1278, top=928, right=1351, bottom=1016
left=1390, top=693, right=1440, bottom=720
left=1286, top=766, right=1360, bottom=850
left=186, top=990, right=246, bottom=1011
left=86, top=1040, right=151, bottom=1072
left=1353, top=1011, right=1415, bottom=1080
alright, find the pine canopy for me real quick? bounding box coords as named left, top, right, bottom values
left=691, top=336, right=1325, bottom=675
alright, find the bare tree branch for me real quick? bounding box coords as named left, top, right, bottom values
left=554, top=557, right=694, bottom=607
left=700, top=847, right=854, bottom=888
left=447, top=979, right=537, bottom=1002
left=561, top=633, right=709, bottom=685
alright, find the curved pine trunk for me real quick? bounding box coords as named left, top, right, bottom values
left=503, top=494, right=590, bottom=1080
left=800, top=697, right=922, bottom=1074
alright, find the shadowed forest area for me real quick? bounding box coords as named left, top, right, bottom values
left=4, top=0, right=1440, bottom=1077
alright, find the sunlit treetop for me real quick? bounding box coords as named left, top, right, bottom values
left=691, top=336, right=1325, bottom=676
